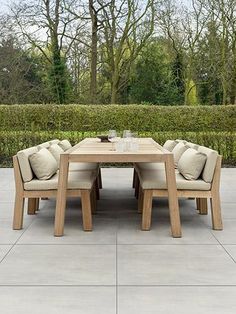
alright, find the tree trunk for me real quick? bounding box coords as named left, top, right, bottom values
left=111, top=71, right=119, bottom=104
left=89, top=0, right=98, bottom=104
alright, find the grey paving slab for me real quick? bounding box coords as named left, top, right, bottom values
left=221, top=191, right=236, bottom=203
left=0, top=219, right=35, bottom=244
left=0, top=202, right=15, bottom=219
left=211, top=220, right=236, bottom=245
left=220, top=203, right=236, bottom=219
left=223, top=245, right=236, bottom=262
left=0, top=287, right=116, bottom=314
left=118, top=286, right=236, bottom=314
left=0, top=245, right=12, bottom=261
left=117, top=245, right=236, bottom=285
left=0, top=245, right=116, bottom=285
left=17, top=217, right=117, bottom=244
left=117, top=216, right=218, bottom=245
left=0, top=189, right=16, bottom=202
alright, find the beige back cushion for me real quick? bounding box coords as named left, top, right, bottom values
left=29, top=148, right=58, bottom=180
left=198, top=146, right=218, bottom=183
left=48, top=144, right=64, bottom=166
left=37, top=142, right=50, bottom=150
left=178, top=148, right=207, bottom=180
left=50, top=139, right=60, bottom=145
left=163, top=140, right=177, bottom=151
left=17, top=147, right=38, bottom=182
left=172, top=142, right=189, bottom=167
left=186, top=142, right=199, bottom=150
left=59, top=139, right=72, bottom=151
left=176, top=139, right=187, bottom=144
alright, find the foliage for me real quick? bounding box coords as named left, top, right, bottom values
left=0, top=104, right=235, bottom=166
left=0, top=104, right=235, bottom=133
left=0, top=130, right=235, bottom=167
left=0, top=38, right=45, bottom=104
left=129, top=42, right=183, bottom=105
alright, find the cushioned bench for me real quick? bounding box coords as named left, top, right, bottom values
left=134, top=139, right=223, bottom=232
left=13, top=139, right=100, bottom=232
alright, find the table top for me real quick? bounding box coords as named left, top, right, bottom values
left=67, top=138, right=171, bottom=163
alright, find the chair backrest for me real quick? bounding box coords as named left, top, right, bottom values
left=16, top=147, right=38, bottom=182
left=197, top=146, right=218, bottom=183
left=37, top=141, right=50, bottom=149
left=50, top=139, right=60, bottom=145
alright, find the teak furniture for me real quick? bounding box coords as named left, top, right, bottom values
left=12, top=155, right=99, bottom=232
left=135, top=155, right=223, bottom=232
left=54, top=138, right=182, bottom=238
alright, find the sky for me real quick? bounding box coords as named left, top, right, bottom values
left=0, top=0, right=192, bottom=14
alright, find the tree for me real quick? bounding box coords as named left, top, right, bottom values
left=0, top=16, right=48, bottom=104
left=99, top=0, right=155, bottom=103
left=130, top=40, right=183, bottom=104
left=11, top=0, right=75, bottom=104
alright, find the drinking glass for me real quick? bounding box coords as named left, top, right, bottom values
left=108, top=130, right=117, bottom=150
left=128, top=133, right=138, bottom=151
left=123, top=130, right=132, bottom=138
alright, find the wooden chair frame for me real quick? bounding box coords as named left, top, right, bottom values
left=12, top=155, right=98, bottom=233
left=136, top=156, right=223, bottom=232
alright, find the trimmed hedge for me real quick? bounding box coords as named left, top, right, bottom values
left=0, top=104, right=235, bottom=132
left=0, top=104, right=235, bottom=166
left=0, top=130, right=235, bottom=166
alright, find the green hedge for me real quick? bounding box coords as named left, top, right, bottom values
left=0, top=104, right=235, bottom=132
left=0, top=130, right=235, bottom=166
left=0, top=104, right=235, bottom=166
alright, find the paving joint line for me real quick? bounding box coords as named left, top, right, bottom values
left=0, top=215, right=36, bottom=264
left=210, top=231, right=236, bottom=264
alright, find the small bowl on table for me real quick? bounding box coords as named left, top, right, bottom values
left=97, top=135, right=109, bottom=142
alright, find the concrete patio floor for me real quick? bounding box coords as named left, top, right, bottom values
left=0, top=167, right=236, bottom=313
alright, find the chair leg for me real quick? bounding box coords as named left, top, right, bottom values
left=210, top=193, right=223, bottom=230
left=196, top=198, right=208, bottom=215
left=91, top=185, right=97, bottom=214
left=138, top=185, right=143, bottom=213
left=95, top=178, right=100, bottom=200
left=35, top=198, right=40, bottom=211
left=13, top=195, right=25, bottom=230
left=81, top=190, right=93, bottom=231
left=134, top=174, right=140, bottom=199
left=27, top=198, right=37, bottom=215
left=98, top=168, right=102, bottom=189
left=196, top=198, right=200, bottom=210
left=132, top=168, right=137, bottom=188
left=141, top=190, right=153, bottom=230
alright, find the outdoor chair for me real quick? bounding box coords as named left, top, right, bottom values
left=12, top=140, right=100, bottom=232
left=134, top=140, right=223, bottom=232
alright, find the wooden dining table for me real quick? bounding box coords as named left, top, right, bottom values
left=54, top=138, right=182, bottom=237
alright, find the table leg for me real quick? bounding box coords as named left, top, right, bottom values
left=165, top=155, right=182, bottom=238
left=54, top=154, right=69, bottom=236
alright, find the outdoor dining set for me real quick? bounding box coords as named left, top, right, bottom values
left=12, top=133, right=223, bottom=238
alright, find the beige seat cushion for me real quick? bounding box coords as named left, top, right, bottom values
left=139, top=169, right=211, bottom=191
left=135, top=163, right=165, bottom=172
left=162, top=140, right=177, bottom=151
left=49, top=139, right=60, bottom=145
left=69, top=162, right=99, bottom=171
left=178, top=148, right=207, bottom=180
left=172, top=142, right=189, bottom=167
left=59, top=139, right=72, bottom=151
left=17, top=147, right=38, bottom=182
left=37, top=142, right=50, bottom=149
left=29, top=148, right=58, bottom=180
left=24, top=170, right=97, bottom=190
left=48, top=144, right=64, bottom=166
left=198, top=146, right=218, bottom=183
